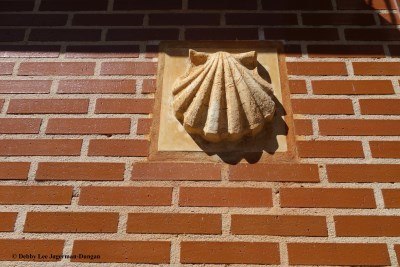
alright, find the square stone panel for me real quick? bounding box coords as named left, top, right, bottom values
left=150, top=41, right=296, bottom=163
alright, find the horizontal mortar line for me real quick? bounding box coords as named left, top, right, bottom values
left=286, top=58, right=400, bottom=62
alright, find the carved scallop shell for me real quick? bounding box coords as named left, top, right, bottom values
left=172, top=49, right=276, bottom=143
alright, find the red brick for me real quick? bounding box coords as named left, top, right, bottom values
left=0, top=62, right=14, bottom=75
left=353, top=62, right=400, bottom=76
left=335, top=216, right=400, bottom=236
left=0, top=45, right=60, bottom=58
left=287, top=62, right=347, bottom=76
left=0, top=118, right=41, bottom=134
left=327, top=164, right=400, bottom=183
left=181, top=241, right=280, bottom=264
left=265, top=28, right=339, bottom=41
left=360, top=99, right=400, bottom=115
left=229, top=164, right=319, bottom=182
left=0, top=213, right=17, bottom=232
left=284, top=45, right=302, bottom=57
left=40, top=0, right=108, bottom=11
left=29, top=29, right=102, bottom=42
left=280, top=188, right=376, bottom=208
left=142, top=79, right=156, bottom=93
left=89, top=139, right=149, bottom=157
left=0, top=80, right=51, bottom=94
left=370, top=141, right=400, bottom=158
left=289, top=80, right=307, bottom=94
left=7, top=99, right=89, bottom=114
left=127, top=213, right=221, bottom=234
left=0, top=0, right=34, bottom=11
left=0, top=162, right=30, bottom=180
left=132, top=162, right=221, bottom=181
left=297, top=141, right=364, bottom=158
left=24, top=212, right=119, bottom=233
left=0, top=14, right=68, bottom=26
left=396, top=245, right=400, bottom=265
left=0, top=186, right=72, bottom=205
left=0, top=139, right=82, bottom=156
left=58, top=79, right=136, bottom=94
left=319, top=119, right=400, bottom=136
left=303, top=13, right=375, bottom=25
left=312, top=80, right=394, bottom=95
left=189, top=0, right=257, bottom=9
left=107, top=29, right=179, bottom=41
left=19, top=62, right=95, bottom=76
left=294, top=119, right=313, bottom=135
left=0, top=29, right=25, bottom=42
left=0, top=239, right=64, bottom=262
left=226, top=13, right=298, bottom=25
left=337, top=0, right=397, bottom=10
left=114, top=0, right=182, bottom=10
left=101, top=62, right=157, bottom=75
left=261, top=0, right=332, bottom=10
left=95, top=99, right=154, bottom=114
left=231, top=215, right=327, bottom=236
left=288, top=243, right=390, bottom=266
left=73, top=14, right=144, bottom=26
left=179, top=187, right=272, bottom=207
left=36, top=162, right=125, bottom=181
left=382, top=189, right=400, bottom=208
left=46, top=118, right=131, bottom=135
left=150, top=13, right=220, bottom=25
left=186, top=28, right=258, bottom=40
left=346, top=29, right=400, bottom=41
left=79, top=186, right=172, bottom=206
left=390, top=45, right=400, bottom=57
left=137, top=118, right=152, bottom=134
left=66, top=45, right=140, bottom=58
left=308, top=45, right=385, bottom=58
left=292, top=99, right=354, bottom=114
left=72, top=240, right=170, bottom=263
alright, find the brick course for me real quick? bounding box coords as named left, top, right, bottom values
left=0, top=0, right=399, bottom=265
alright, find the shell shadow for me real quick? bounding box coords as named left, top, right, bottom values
left=187, top=93, right=288, bottom=165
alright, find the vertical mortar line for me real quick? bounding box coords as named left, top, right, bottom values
left=12, top=59, right=22, bottom=76
left=124, top=159, right=134, bottom=182
left=170, top=238, right=180, bottom=265
left=331, top=0, right=337, bottom=10
left=393, top=79, right=400, bottom=95
left=135, top=78, right=144, bottom=95
left=38, top=116, right=48, bottom=136
left=256, top=0, right=264, bottom=40
left=61, top=240, right=74, bottom=264
left=318, top=164, right=329, bottom=184
left=272, top=183, right=280, bottom=208
left=13, top=210, right=27, bottom=234
left=388, top=243, right=398, bottom=267
left=107, top=0, right=114, bottom=11
left=1, top=98, right=10, bottom=114
left=182, top=0, right=188, bottom=10
left=383, top=45, right=391, bottom=58
left=80, top=137, right=90, bottom=157
left=326, top=215, right=336, bottom=238
left=279, top=242, right=289, bottom=266
left=221, top=213, right=231, bottom=236
left=361, top=139, right=372, bottom=160
left=221, top=164, right=229, bottom=182
left=117, top=212, right=128, bottom=234
left=33, top=0, right=41, bottom=11
left=171, top=186, right=180, bottom=208
left=27, top=161, right=39, bottom=181
left=50, top=79, right=59, bottom=95
left=374, top=187, right=386, bottom=209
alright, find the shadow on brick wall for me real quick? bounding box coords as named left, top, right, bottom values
left=0, top=0, right=399, bottom=57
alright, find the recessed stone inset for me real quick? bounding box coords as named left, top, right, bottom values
left=172, top=49, right=276, bottom=143
left=151, top=41, right=294, bottom=162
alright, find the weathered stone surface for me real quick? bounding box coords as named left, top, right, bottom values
left=172, top=49, right=276, bottom=143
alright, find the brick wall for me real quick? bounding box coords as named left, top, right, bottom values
left=0, top=0, right=400, bottom=265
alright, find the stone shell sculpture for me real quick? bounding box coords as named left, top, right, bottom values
left=172, top=49, right=276, bottom=143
